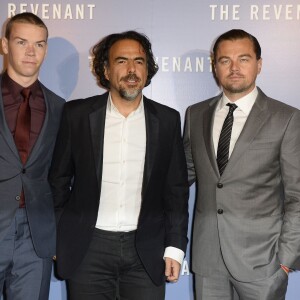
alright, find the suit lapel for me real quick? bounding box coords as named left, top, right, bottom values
left=26, top=86, right=51, bottom=166
left=89, top=95, right=108, bottom=189
left=142, top=98, right=159, bottom=196
left=222, top=90, right=270, bottom=176
left=0, top=77, right=21, bottom=161
left=203, top=96, right=220, bottom=177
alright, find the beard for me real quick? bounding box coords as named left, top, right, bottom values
left=222, top=77, right=254, bottom=95
left=223, top=84, right=251, bottom=94
left=119, top=87, right=142, bottom=101
left=118, top=73, right=143, bottom=101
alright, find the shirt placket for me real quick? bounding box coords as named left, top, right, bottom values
left=118, top=117, right=128, bottom=230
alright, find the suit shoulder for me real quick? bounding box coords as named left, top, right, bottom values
left=66, top=95, right=98, bottom=107
left=256, top=88, right=298, bottom=115
left=40, top=83, right=65, bottom=105
left=188, top=96, right=219, bottom=112
left=266, top=97, right=299, bottom=114
left=65, top=93, right=108, bottom=112
left=145, top=98, right=180, bottom=117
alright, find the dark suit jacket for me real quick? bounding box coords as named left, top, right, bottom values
left=49, top=92, right=189, bottom=285
left=184, top=87, right=300, bottom=282
left=0, top=74, right=65, bottom=258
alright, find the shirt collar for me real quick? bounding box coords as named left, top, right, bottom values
left=217, top=87, right=258, bottom=116
left=107, top=93, right=144, bottom=117
left=2, top=71, right=41, bottom=101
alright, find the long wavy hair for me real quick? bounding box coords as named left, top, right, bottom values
left=92, top=30, right=159, bottom=89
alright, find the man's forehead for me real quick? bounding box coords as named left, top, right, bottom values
left=218, top=38, right=253, bottom=49
left=216, top=39, right=255, bottom=54
left=110, top=39, right=145, bottom=54
left=10, top=22, right=47, bottom=37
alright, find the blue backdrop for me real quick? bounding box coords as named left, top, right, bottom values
left=1, top=1, right=300, bottom=299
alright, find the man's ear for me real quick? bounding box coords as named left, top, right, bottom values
left=1, top=37, right=9, bottom=55
left=257, top=58, right=262, bottom=75
left=104, top=65, right=110, bottom=80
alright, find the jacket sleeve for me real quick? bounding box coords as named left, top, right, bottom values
left=278, top=109, right=300, bottom=270
left=163, top=111, right=189, bottom=253
left=49, top=104, right=74, bottom=225
left=183, top=106, right=196, bottom=186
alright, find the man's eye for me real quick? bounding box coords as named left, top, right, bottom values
left=220, top=59, right=229, bottom=65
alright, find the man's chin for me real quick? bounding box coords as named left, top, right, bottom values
left=226, top=84, right=250, bottom=94
left=119, top=89, right=141, bottom=101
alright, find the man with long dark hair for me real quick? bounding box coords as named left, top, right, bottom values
left=49, top=31, right=189, bottom=300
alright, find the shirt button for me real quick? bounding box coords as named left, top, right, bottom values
left=15, top=195, right=20, bottom=201
left=22, top=169, right=26, bottom=174
left=217, top=209, right=223, bottom=214
left=217, top=183, right=223, bottom=188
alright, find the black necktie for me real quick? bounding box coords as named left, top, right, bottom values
left=217, top=103, right=237, bottom=175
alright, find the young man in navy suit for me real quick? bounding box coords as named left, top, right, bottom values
left=0, top=13, right=64, bottom=300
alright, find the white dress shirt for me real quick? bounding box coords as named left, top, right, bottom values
left=213, top=87, right=258, bottom=158
left=96, top=95, right=146, bottom=231
left=96, top=94, right=184, bottom=264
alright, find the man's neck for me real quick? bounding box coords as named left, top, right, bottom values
left=223, top=86, right=256, bottom=102
left=110, top=93, right=142, bottom=118
left=7, top=69, right=38, bottom=88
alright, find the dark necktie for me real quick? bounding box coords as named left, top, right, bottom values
left=14, top=88, right=31, bottom=164
left=217, top=103, right=237, bottom=175
left=14, top=88, right=31, bottom=208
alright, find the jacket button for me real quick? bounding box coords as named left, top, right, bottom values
left=217, top=209, right=223, bottom=214
left=15, top=195, right=20, bottom=201
left=22, top=169, right=26, bottom=174
left=217, top=183, right=223, bottom=188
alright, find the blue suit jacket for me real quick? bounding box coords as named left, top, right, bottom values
left=0, top=74, right=65, bottom=258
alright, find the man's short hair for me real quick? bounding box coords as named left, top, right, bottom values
left=5, top=12, right=48, bottom=40
left=213, top=29, right=261, bottom=63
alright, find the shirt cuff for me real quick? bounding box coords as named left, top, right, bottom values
left=163, top=247, right=185, bottom=265
left=280, top=264, right=293, bottom=273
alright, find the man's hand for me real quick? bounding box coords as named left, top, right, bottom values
left=165, top=257, right=181, bottom=283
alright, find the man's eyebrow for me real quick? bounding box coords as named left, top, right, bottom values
left=114, top=56, right=145, bottom=61
left=238, top=54, right=252, bottom=58
left=36, top=40, right=47, bottom=44
left=13, top=36, right=26, bottom=41
left=217, top=54, right=252, bottom=61
left=13, top=36, right=47, bottom=44
left=134, top=57, right=145, bottom=61
left=115, top=56, right=128, bottom=61
left=217, top=55, right=230, bottom=61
